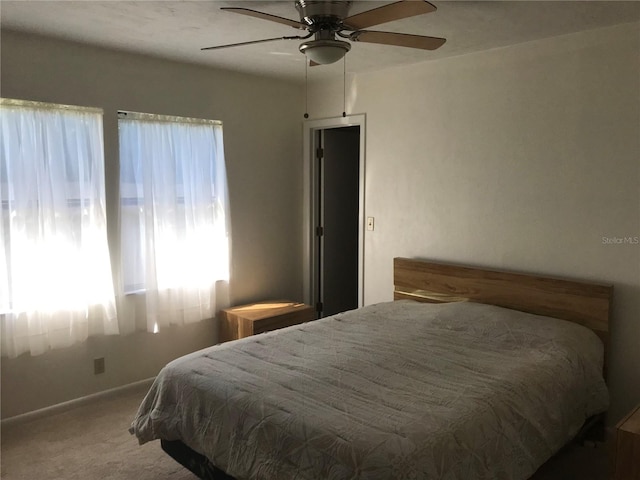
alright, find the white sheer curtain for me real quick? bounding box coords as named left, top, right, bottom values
left=0, top=99, right=118, bottom=358
left=118, top=112, right=230, bottom=333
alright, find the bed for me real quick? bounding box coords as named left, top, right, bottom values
left=130, top=257, right=612, bottom=480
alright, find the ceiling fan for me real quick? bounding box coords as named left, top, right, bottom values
left=202, top=0, right=446, bottom=65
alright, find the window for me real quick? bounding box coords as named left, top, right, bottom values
left=118, top=112, right=229, bottom=332
left=0, top=99, right=118, bottom=358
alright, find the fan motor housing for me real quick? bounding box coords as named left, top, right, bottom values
left=295, top=0, right=352, bottom=29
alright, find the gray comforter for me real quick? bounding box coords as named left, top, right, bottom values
left=130, top=300, right=608, bottom=480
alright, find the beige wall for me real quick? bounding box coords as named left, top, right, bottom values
left=309, top=22, right=640, bottom=424
left=0, top=31, right=305, bottom=418
left=2, top=22, right=639, bottom=426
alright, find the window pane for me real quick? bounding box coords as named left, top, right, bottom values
left=117, top=112, right=229, bottom=329
left=0, top=99, right=118, bottom=358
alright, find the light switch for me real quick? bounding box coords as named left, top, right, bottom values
left=367, top=217, right=374, bottom=231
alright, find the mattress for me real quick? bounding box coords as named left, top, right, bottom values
left=130, top=300, right=608, bottom=480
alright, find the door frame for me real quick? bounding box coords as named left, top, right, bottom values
left=302, top=114, right=366, bottom=311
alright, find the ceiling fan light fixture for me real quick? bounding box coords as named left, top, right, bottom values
left=299, top=39, right=351, bottom=65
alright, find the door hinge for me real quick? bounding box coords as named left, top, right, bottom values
left=316, top=147, right=324, bottom=160
left=316, top=226, right=324, bottom=237
left=316, top=301, right=323, bottom=313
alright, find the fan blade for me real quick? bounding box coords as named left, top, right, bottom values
left=343, top=1, right=437, bottom=30
left=221, top=7, right=304, bottom=29
left=201, top=36, right=303, bottom=51
left=351, top=31, right=445, bottom=50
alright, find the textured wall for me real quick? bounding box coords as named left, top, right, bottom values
left=1, top=30, right=305, bottom=418
left=309, top=22, right=640, bottom=424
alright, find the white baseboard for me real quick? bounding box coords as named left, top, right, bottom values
left=1, top=377, right=155, bottom=428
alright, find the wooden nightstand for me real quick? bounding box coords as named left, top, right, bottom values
left=614, top=403, right=640, bottom=479
left=219, top=300, right=315, bottom=342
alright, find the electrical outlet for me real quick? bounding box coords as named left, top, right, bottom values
left=367, top=217, right=375, bottom=231
left=94, top=357, right=105, bottom=375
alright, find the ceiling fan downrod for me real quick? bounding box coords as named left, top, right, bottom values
left=294, top=0, right=352, bottom=29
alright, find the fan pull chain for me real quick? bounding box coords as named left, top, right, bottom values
left=342, top=56, right=347, bottom=118
left=304, top=60, right=309, bottom=119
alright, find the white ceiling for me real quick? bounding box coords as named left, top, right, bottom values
left=2, top=1, right=639, bottom=83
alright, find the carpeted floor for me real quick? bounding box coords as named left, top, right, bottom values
left=1, top=384, right=194, bottom=480
left=1, top=384, right=612, bottom=480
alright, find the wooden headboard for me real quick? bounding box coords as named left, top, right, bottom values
left=393, top=257, right=613, bottom=355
